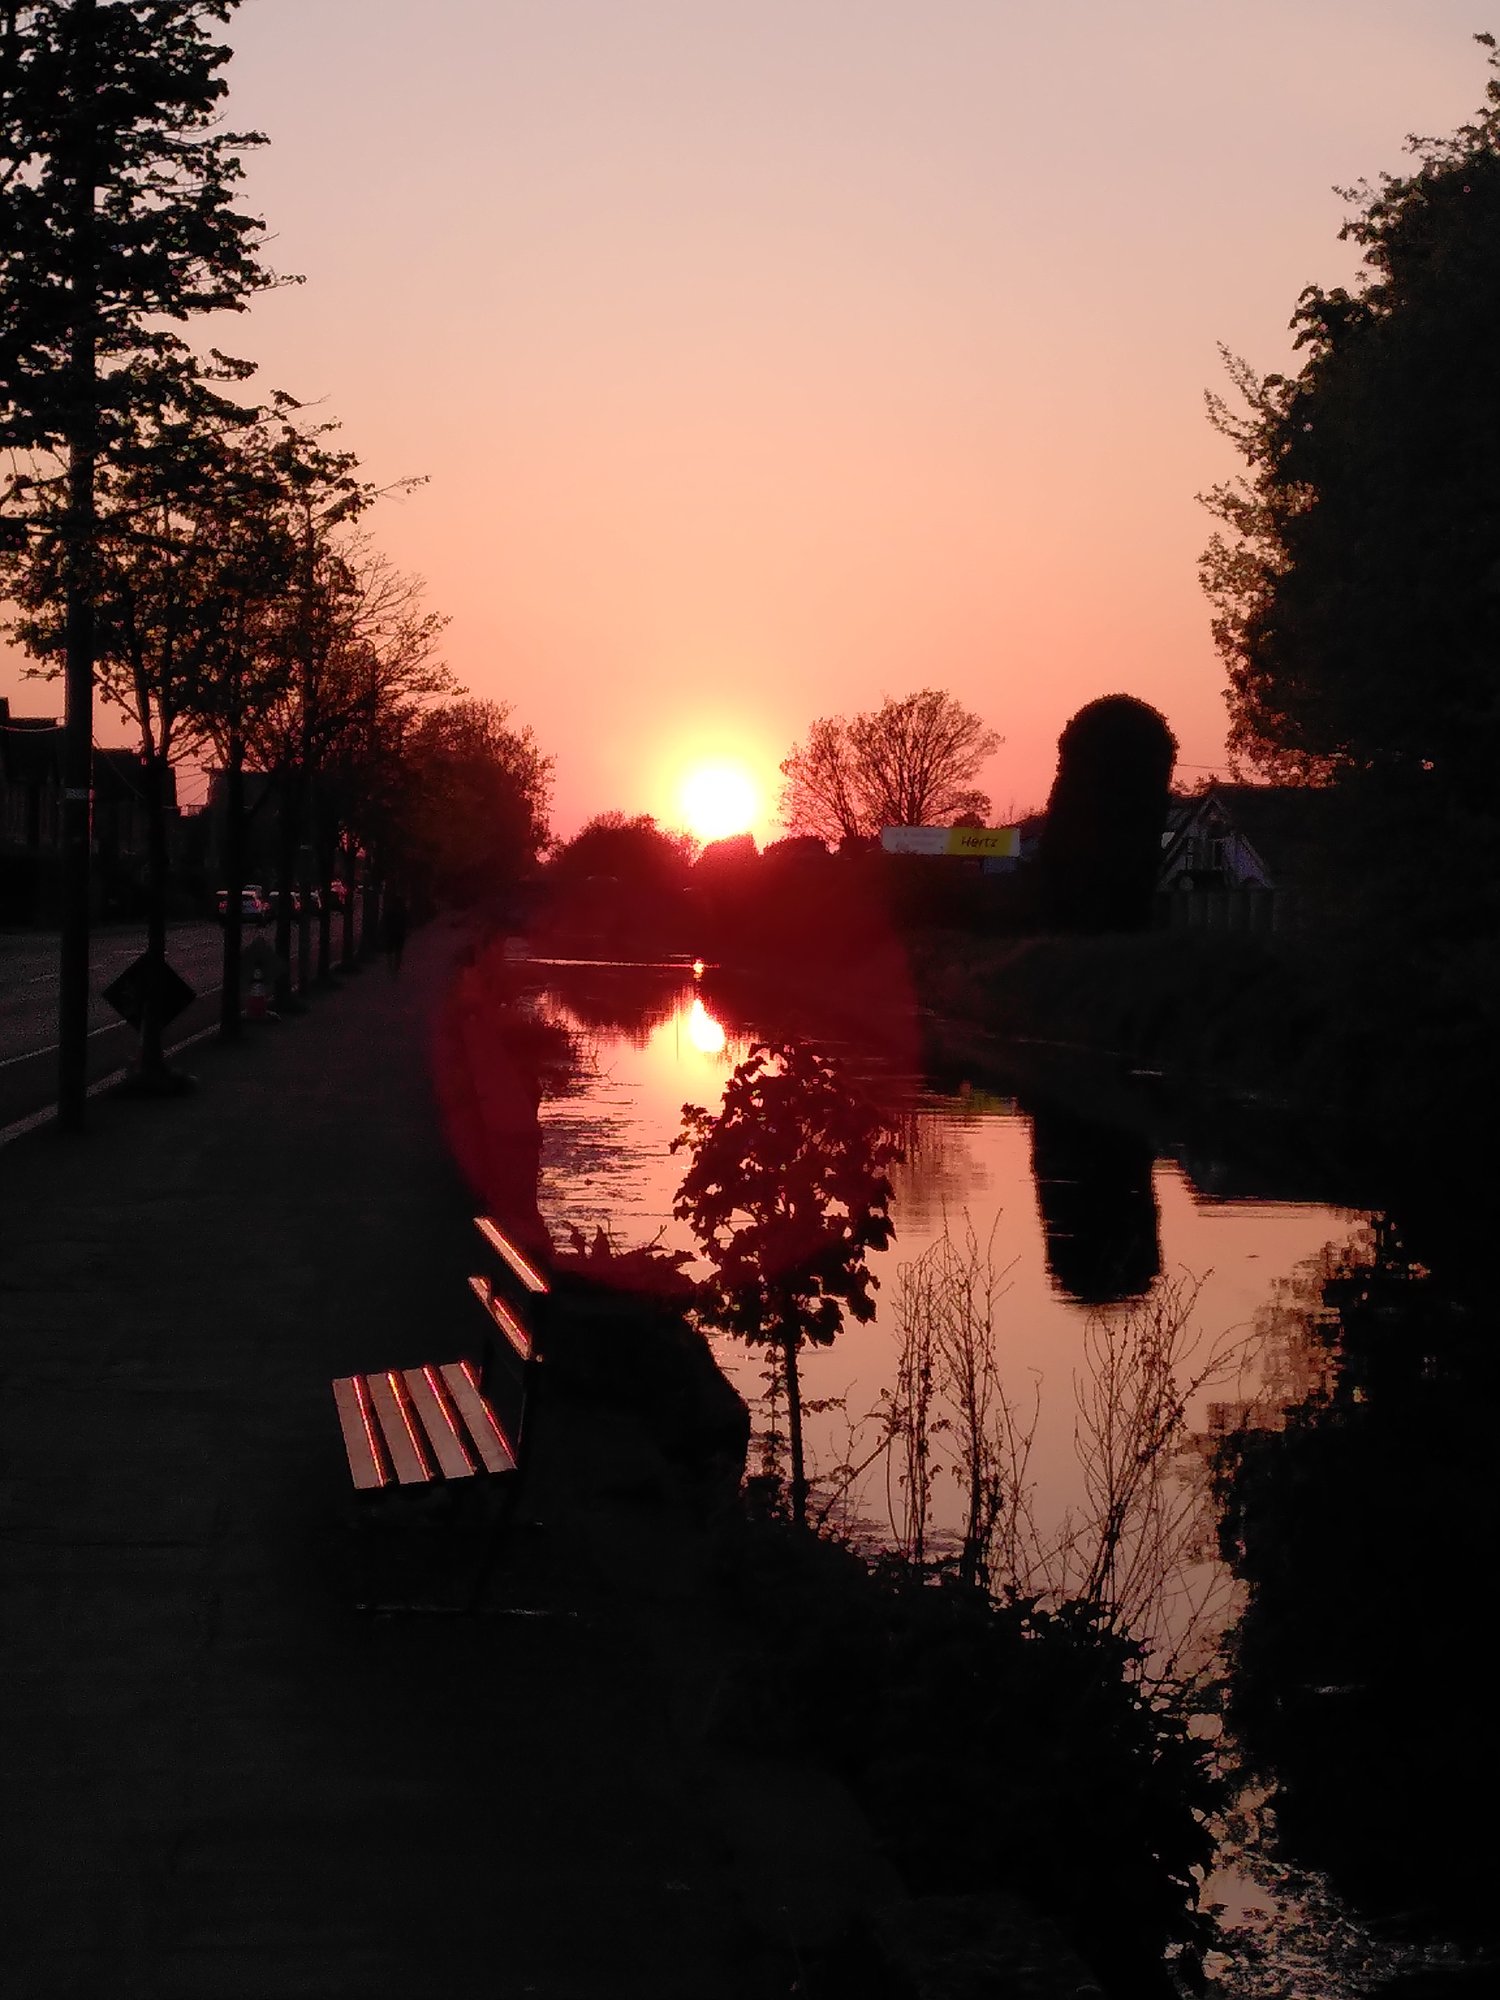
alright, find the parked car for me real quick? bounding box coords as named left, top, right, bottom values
left=216, top=885, right=270, bottom=926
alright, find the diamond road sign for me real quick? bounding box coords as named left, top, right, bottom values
left=101, top=954, right=196, bottom=1032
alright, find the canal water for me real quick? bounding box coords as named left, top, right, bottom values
left=498, top=950, right=1491, bottom=2000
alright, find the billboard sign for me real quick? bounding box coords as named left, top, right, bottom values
left=881, top=825, right=1020, bottom=858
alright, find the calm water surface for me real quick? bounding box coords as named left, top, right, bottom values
left=513, top=955, right=1489, bottom=1999
left=532, top=962, right=1348, bottom=1536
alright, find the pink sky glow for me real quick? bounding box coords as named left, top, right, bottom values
left=2, top=1, right=1491, bottom=837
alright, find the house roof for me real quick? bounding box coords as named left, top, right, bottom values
left=1, top=713, right=62, bottom=784
left=1163, top=782, right=1334, bottom=887
left=1206, top=782, right=1334, bottom=853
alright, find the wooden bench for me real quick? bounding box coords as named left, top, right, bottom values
left=332, top=1215, right=550, bottom=1610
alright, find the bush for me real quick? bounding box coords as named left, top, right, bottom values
left=712, top=1518, right=1218, bottom=1993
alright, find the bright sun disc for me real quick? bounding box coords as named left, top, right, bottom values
left=680, top=760, right=758, bottom=842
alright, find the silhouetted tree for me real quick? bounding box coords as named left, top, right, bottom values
left=673, top=1041, right=901, bottom=1527
left=248, top=531, right=450, bottom=1001
left=0, top=0, right=283, bottom=1121
left=1203, top=36, right=1500, bottom=799
left=1201, top=35, right=1500, bottom=960
left=1, top=391, right=305, bottom=1079
left=540, top=812, right=698, bottom=952
left=763, top=833, right=829, bottom=865
left=395, top=696, right=552, bottom=906
left=1038, top=695, right=1177, bottom=932
left=549, top=811, right=695, bottom=889
left=695, top=831, right=758, bottom=874
left=780, top=689, right=1000, bottom=842
left=186, top=411, right=368, bottom=1009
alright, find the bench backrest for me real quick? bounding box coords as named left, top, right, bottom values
left=332, top=1217, right=548, bottom=1496
left=473, top=1215, right=551, bottom=1302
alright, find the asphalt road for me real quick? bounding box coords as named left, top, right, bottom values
left=0, top=920, right=237, bottom=1132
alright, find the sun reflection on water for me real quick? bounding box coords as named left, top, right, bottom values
left=686, top=995, right=726, bottom=1054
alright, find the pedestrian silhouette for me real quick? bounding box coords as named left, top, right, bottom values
left=381, top=891, right=409, bottom=973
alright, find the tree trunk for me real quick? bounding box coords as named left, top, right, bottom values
left=361, top=867, right=381, bottom=963
left=57, top=0, right=99, bottom=1132
left=58, top=430, right=95, bottom=1128
left=297, top=837, right=313, bottom=993
left=784, top=1329, right=807, bottom=1529
left=273, top=778, right=300, bottom=1011
left=315, top=803, right=335, bottom=979
left=136, top=743, right=171, bottom=1078
left=219, top=733, right=245, bottom=1039
left=339, top=830, right=357, bottom=970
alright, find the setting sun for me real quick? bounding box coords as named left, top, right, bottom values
left=679, top=760, right=759, bottom=844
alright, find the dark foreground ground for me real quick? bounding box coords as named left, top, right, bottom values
left=0, top=919, right=1104, bottom=2000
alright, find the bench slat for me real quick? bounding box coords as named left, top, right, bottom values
left=333, top=1375, right=389, bottom=1491
left=439, top=1359, right=517, bottom=1476
left=467, top=1274, right=533, bottom=1362
left=402, top=1365, right=477, bottom=1481
left=367, top=1370, right=434, bottom=1486
left=473, top=1216, right=550, bottom=1297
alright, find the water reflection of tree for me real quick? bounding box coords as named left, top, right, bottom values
left=819, top=1220, right=1233, bottom=1989
left=853, top=1229, right=1245, bottom=1677
left=1210, top=1217, right=1499, bottom=1945
left=1054, top=1283, right=1238, bottom=1678
left=1027, top=1100, right=1161, bottom=1304
left=530, top=959, right=694, bottom=1047
left=884, top=1088, right=1013, bottom=1220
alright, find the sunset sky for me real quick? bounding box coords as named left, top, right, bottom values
left=2, top=1, right=1491, bottom=838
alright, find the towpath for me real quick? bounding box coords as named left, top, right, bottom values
left=0, top=919, right=1101, bottom=1999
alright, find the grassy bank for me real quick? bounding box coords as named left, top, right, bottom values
left=907, top=926, right=1496, bottom=1190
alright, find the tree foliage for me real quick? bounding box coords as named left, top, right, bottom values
left=1, top=3, right=285, bottom=1102
left=395, top=697, right=552, bottom=904
left=1200, top=33, right=1500, bottom=806
left=0, top=394, right=313, bottom=1062
left=3, top=398, right=272, bottom=762
left=1038, top=694, right=1177, bottom=933
left=0, top=0, right=282, bottom=459
left=673, top=1041, right=901, bottom=1526
left=549, top=811, right=696, bottom=887
left=780, top=688, right=1000, bottom=842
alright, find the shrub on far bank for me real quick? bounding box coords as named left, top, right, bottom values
left=906, top=922, right=1500, bottom=1198
left=1038, top=697, right=1177, bottom=934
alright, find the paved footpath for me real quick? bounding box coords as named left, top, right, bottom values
left=0, top=920, right=920, bottom=2000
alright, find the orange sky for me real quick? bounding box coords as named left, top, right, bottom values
left=2, top=2, right=1491, bottom=836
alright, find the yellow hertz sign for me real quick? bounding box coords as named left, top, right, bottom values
left=880, top=825, right=1020, bottom=858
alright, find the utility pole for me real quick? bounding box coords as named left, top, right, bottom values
left=59, top=0, right=99, bottom=1132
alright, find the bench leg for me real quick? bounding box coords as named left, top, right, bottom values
left=345, top=1477, right=519, bottom=1614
